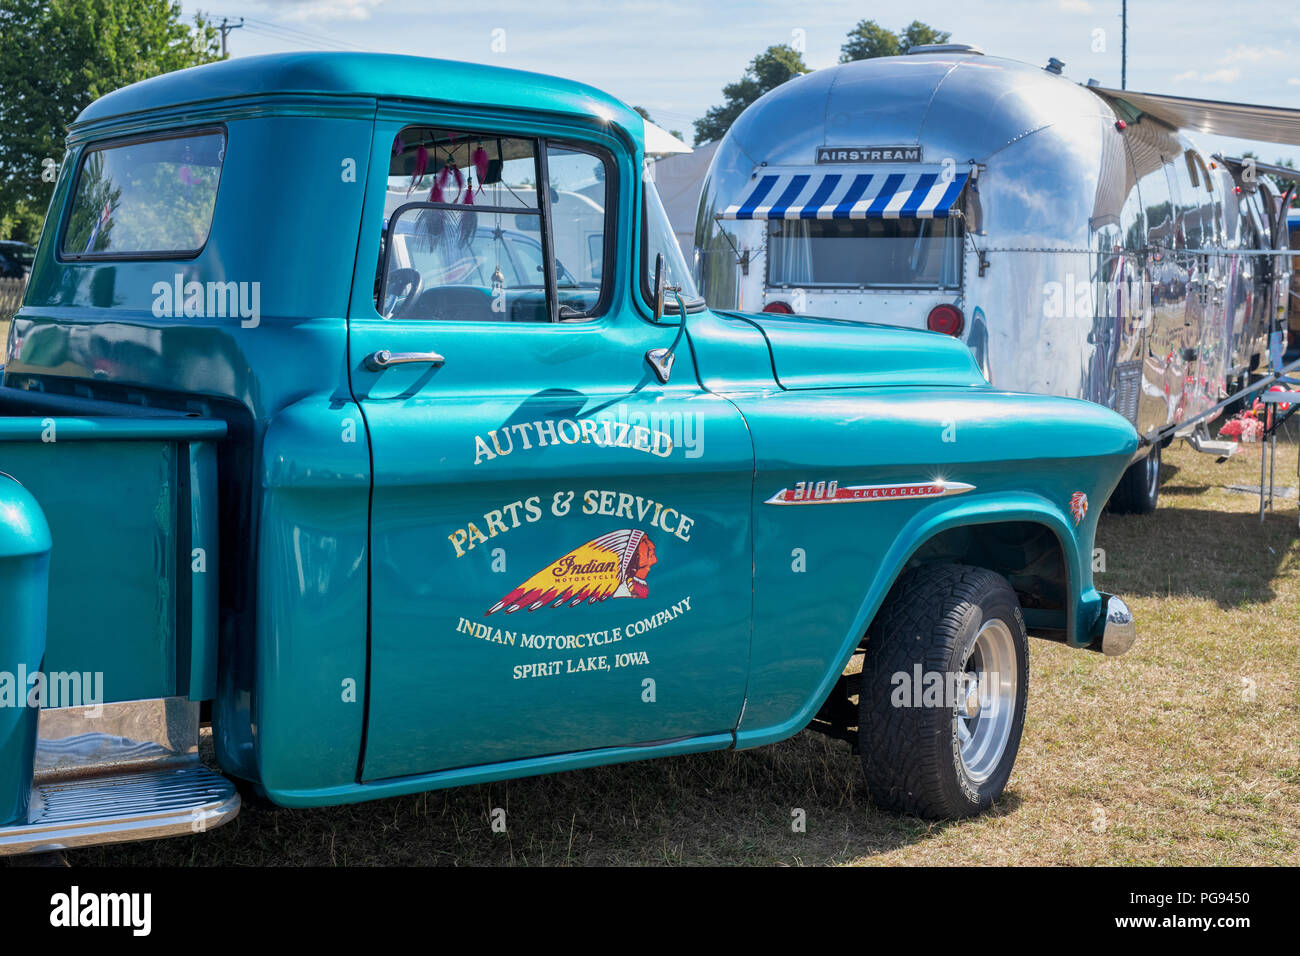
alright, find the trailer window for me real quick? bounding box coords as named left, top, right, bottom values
left=61, top=130, right=224, bottom=259
left=767, top=217, right=963, bottom=290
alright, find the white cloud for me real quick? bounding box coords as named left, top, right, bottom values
left=266, top=0, right=385, bottom=22
left=1204, top=67, right=1242, bottom=84
left=1288, top=78, right=1300, bottom=86
left=1057, top=0, right=1092, bottom=11
left=1172, top=66, right=1241, bottom=85
left=1218, top=44, right=1282, bottom=65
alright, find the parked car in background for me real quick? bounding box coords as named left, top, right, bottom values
left=0, top=241, right=35, bottom=280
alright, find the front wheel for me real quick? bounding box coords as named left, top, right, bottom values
left=1108, top=442, right=1161, bottom=514
left=858, top=564, right=1029, bottom=819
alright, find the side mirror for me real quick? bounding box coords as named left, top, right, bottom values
left=653, top=253, right=667, bottom=321
left=646, top=252, right=678, bottom=384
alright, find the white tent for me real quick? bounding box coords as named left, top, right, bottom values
left=650, top=140, right=718, bottom=263
left=643, top=119, right=692, bottom=156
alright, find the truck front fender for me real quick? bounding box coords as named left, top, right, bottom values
left=736, top=490, right=1102, bottom=751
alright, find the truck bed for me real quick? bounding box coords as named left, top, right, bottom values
left=0, top=386, right=226, bottom=704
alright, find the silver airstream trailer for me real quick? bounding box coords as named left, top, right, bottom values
left=694, top=46, right=1296, bottom=513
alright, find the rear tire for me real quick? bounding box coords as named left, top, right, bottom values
left=858, top=564, right=1029, bottom=819
left=1108, top=442, right=1161, bottom=514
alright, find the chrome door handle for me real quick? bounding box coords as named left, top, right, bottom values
left=364, top=349, right=445, bottom=371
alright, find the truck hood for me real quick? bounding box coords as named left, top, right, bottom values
left=718, top=311, right=987, bottom=390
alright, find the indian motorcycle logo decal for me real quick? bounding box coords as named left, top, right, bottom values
left=487, top=529, right=658, bottom=615
left=765, top=479, right=975, bottom=505
left=444, top=488, right=697, bottom=682
left=1069, top=492, right=1089, bottom=526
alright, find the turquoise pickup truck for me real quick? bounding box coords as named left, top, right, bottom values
left=0, top=53, right=1138, bottom=856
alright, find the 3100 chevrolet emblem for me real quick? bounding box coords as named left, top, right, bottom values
left=765, top=479, right=975, bottom=505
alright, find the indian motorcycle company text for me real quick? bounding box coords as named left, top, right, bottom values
left=451, top=595, right=693, bottom=680
left=448, top=488, right=694, bottom=557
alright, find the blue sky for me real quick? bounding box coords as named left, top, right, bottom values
left=180, top=0, right=1300, bottom=165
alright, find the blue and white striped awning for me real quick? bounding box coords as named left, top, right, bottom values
left=720, top=168, right=969, bottom=221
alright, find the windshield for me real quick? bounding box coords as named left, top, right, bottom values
left=768, top=217, right=963, bottom=290
left=643, top=176, right=701, bottom=308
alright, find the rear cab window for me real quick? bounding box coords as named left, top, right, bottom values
left=61, top=129, right=225, bottom=259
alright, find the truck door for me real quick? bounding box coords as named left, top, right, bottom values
left=347, top=112, right=754, bottom=780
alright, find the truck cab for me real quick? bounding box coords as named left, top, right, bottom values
left=0, top=53, right=1138, bottom=855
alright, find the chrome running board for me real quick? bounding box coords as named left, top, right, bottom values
left=0, top=697, right=239, bottom=855
left=0, top=765, right=238, bottom=855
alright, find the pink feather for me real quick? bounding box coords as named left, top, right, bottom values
left=406, top=144, right=430, bottom=196
left=431, top=165, right=453, bottom=204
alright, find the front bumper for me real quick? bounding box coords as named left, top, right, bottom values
left=1086, top=593, right=1137, bottom=656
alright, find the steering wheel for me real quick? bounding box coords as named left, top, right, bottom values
left=385, top=268, right=423, bottom=317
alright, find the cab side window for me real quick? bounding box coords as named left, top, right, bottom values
left=376, top=127, right=610, bottom=323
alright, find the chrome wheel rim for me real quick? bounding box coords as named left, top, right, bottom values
left=1145, top=447, right=1160, bottom=498
left=955, top=619, right=1018, bottom=783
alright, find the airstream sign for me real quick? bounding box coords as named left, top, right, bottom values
left=815, top=145, right=922, bottom=163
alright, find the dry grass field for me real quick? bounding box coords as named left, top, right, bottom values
left=69, top=431, right=1300, bottom=866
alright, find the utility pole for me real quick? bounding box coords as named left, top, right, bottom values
left=217, top=16, right=244, bottom=58
left=1121, top=0, right=1127, bottom=89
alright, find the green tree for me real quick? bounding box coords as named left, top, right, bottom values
left=0, top=0, right=221, bottom=243
left=841, top=19, right=951, bottom=63
left=899, top=20, right=952, bottom=53
left=840, top=20, right=899, bottom=61
left=693, top=44, right=808, bottom=146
